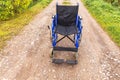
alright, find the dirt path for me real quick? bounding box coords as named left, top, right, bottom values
left=0, top=0, right=120, bottom=80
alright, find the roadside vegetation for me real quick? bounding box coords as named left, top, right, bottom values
left=0, top=0, right=52, bottom=50
left=62, top=0, right=71, bottom=5
left=82, top=0, right=120, bottom=47
left=104, top=0, right=120, bottom=6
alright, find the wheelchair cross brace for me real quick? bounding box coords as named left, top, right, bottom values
left=56, top=35, right=75, bottom=44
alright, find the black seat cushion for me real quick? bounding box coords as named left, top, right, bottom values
left=55, top=25, right=78, bottom=35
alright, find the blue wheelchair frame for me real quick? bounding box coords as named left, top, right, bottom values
left=51, top=14, right=83, bottom=49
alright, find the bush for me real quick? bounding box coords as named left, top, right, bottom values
left=0, top=0, right=34, bottom=20
left=12, top=0, right=33, bottom=13
left=0, top=1, right=14, bottom=20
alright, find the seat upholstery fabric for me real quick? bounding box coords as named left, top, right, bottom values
left=55, top=25, right=78, bottom=35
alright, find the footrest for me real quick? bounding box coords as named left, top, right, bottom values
left=66, top=60, right=78, bottom=65
left=52, top=59, right=64, bottom=64
left=53, top=46, right=78, bottom=52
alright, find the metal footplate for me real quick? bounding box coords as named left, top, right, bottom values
left=66, top=60, right=78, bottom=65
left=51, top=46, right=78, bottom=65
left=52, top=59, right=64, bottom=64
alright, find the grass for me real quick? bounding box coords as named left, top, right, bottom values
left=82, top=0, right=120, bottom=47
left=62, top=0, right=71, bottom=5
left=0, top=0, right=52, bottom=50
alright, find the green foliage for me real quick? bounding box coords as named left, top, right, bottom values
left=0, top=0, right=34, bottom=20
left=104, top=0, right=120, bottom=6
left=63, top=0, right=71, bottom=4
left=0, top=0, right=52, bottom=50
left=0, top=1, right=14, bottom=20
left=12, top=0, right=33, bottom=13
left=82, top=0, right=120, bottom=47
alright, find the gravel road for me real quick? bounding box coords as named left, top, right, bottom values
left=0, top=0, right=120, bottom=80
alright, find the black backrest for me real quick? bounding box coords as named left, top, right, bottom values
left=57, top=5, right=79, bottom=26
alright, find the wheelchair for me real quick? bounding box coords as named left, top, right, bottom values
left=50, top=3, right=83, bottom=65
